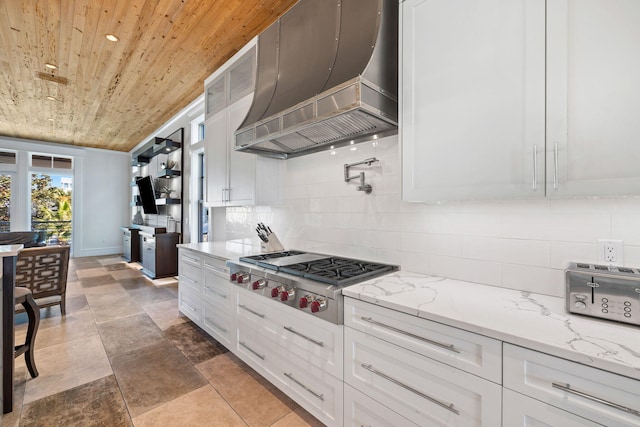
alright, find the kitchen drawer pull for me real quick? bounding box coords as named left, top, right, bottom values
left=361, top=363, right=459, bottom=415
left=205, top=263, right=227, bottom=274
left=239, top=341, right=265, bottom=360
left=204, top=317, right=228, bottom=333
left=283, top=326, right=324, bottom=347
left=238, top=304, right=266, bottom=318
left=182, top=255, right=200, bottom=265
left=181, top=300, right=197, bottom=313
left=552, top=382, right=640, bottom=417
left=204, top=286, right=228, bottom=299
left=180, top=276, right=198, bottom=286
left=361, top=317, right=459, bottom=353
left=284, top=372, right=324, bottom=401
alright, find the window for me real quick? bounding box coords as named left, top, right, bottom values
left=0, top=151, right=17, bottom=165
left=0, top=174, right=12, bottom=231
left=31, top=173, right=73, bottom=245
left=31, top=154, right=73, bottom=169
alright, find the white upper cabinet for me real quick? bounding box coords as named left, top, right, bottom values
left=402, top=0, right=546, bottom=202
left=402, top=0, right=640, bottom=202
left=546, top=0, right=640, bottom=197
left=203, top=39, right=279, bottom=207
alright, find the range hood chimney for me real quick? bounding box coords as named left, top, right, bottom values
left=234, top=0, right=398, bottom=159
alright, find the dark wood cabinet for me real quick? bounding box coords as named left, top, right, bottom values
left=140, top=232, right=179, bottom=279
left=122, top=227, right=140, bottom=262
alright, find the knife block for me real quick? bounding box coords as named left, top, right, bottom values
left=261, top=232, right=285, bottom=253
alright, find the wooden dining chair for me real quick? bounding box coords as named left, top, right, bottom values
left=15, top=245, right=71, bottom=315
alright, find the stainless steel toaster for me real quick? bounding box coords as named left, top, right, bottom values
left=566, top=262, right=640, bottom=326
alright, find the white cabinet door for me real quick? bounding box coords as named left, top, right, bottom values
left=546, top=0, right=640, bottom=197
left=204, top=109, right=228, bottom=206
left=503, top=389, right=604, bottom=427
left=227, top=93, right=256, bottom=206
left=402, top=0, right=546, bottom=202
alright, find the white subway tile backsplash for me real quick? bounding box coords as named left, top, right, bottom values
left=222, top=135, right=640, bottom=295
left=429, top=255, right=502, bottom=287
left=549, top=242, right=597, bottom=269
left=501, top=213, right=610, bottom=242
left=501, top=264, right=564, bottom=297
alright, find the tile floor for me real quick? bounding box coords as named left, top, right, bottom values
left=2, top=255, right=324, bottom=427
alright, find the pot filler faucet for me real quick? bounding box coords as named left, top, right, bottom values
left=344, top=157, right=379, bottom=194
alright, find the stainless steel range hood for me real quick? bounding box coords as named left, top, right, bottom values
left=234, top=0, right=398, bottom=159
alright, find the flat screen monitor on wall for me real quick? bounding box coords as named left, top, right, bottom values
left=136, top=176, right=158, bottom=214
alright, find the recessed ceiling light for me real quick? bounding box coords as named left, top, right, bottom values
left=45, top=63, right=57, bottom=70
left=106, top=34, right=119, bottom=42
left=46, top=96, right=57, bottom=101
left=48, top=118, right=55, bottom=122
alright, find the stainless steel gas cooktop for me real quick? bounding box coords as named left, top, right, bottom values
left=228, top=250, right=399, bottom=324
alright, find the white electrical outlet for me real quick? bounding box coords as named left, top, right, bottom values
left=597, top=239, right=623, bottom=264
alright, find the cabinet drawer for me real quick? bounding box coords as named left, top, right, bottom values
left=503, top=344, right=640, bottom=427
left=236, top=317, right=277, bottom=368
left=179, top=255, right=203, bottom=283
left=202, top=301, right=233, bottom=348
left=203, top=281, right=233, bottom=312
left=345, top=327, right=502, bottom=427
left=344, top=383, right=419, bottom=427
left=269, top=350, right=343, bottom=427
left=179, top=286, right=202, bottom=325
left=277, top=307, right=343, bottom=380
left=503, top=389, right=604, bottom=427
left=203, top=256, right=228, bottom=278
left=345, top=298, right=502, bottom=383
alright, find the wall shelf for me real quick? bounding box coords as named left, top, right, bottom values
left=156, top=169, right=181, bottom=179
left=155, top=197, right=180, bottom=206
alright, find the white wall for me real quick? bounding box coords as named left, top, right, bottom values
left=0, top=136, right=130, bottom=257
left=218, top=135, right=640, bottom=298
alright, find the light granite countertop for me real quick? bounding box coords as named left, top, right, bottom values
left=177, top=239, right=260, bottom=262
left=343, top=271, right=640, bottom=382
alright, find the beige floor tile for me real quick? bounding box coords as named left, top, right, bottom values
left=84, top=283, right=144, bottom=323
left=197, top=353, right=296, bottom=427
left=97, top=313, right=168, bottom=358
left=112, top=341, right=207, bottom=418
left=143, top=298, right=186, bottom=330
left=0, top=367, right=28, bottom=427
left=110, top=268, right=146, bottom=280
left=132, top=385, right=246, bottom=427
left=99, top=256, right=128, bottom=265
left=16, top=309, right=99, bottom=351
left=22, top=333, right=113, bottom=405
left=65, top=279, right=84, bottom=296
left=75, top=266, right=109, bottom=278
left=271, top=408, right=326, bottom=427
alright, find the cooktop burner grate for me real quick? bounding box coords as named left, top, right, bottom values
left=279, top=257, right=396, bottom=286
left=239, top=250, right=306, bottom=264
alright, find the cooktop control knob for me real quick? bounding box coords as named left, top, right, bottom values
left=299, top=295, right=315, bottom=309
left=271, top=287, right=280, bottom=298
left=252, top=279, right=266, bottom=290
left=236, top=273, right=250, bottom=284
left=230, top=273, right=237, bottom=282
left=574, top=300, right=587, bottom=310
left=281, top=288, right=295, bottom=302
left=311, top=299, right=327, bottom=313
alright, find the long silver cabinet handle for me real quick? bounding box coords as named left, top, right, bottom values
left=361, top=317, right=459, bottom=353
left=181, top=301, right=197, bottom=313
left=204, top=286, right=228, bottom=299
left=553, top=142, right=559, bottom=190
left=284, top=372, right=324, bottom=401
left=182, top=255, right=200, bottom=265
left=283, top=326, right=324, bottom=347
left=204, top=317, right=228, bottom=333
left=238, top=304, right=266, bottom=318
left=180, top=276, right=198, bottom=286
left=205, top=264, right=227, bottom=274
left=361, top=364, right=460, bottom=415
left=552, top=382, right=640, bottom=417
left=532, top=144, right=538, bottom=191
left=239, top=341, right=265, bottom=360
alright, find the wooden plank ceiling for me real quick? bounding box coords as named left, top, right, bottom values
left=0, top=0, right=297, bottom=152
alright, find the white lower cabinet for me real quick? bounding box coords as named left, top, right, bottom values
left=345, top=327, right=502, bottom=427
left=503, top=389, right=604, bottom=427
left=344, top=384, right=419, bottom=427
left=235, top=287, right=343, bottom=426
left=178, top=249, right=204, bottom=325
left=503, top=344, right=640, bottom=427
